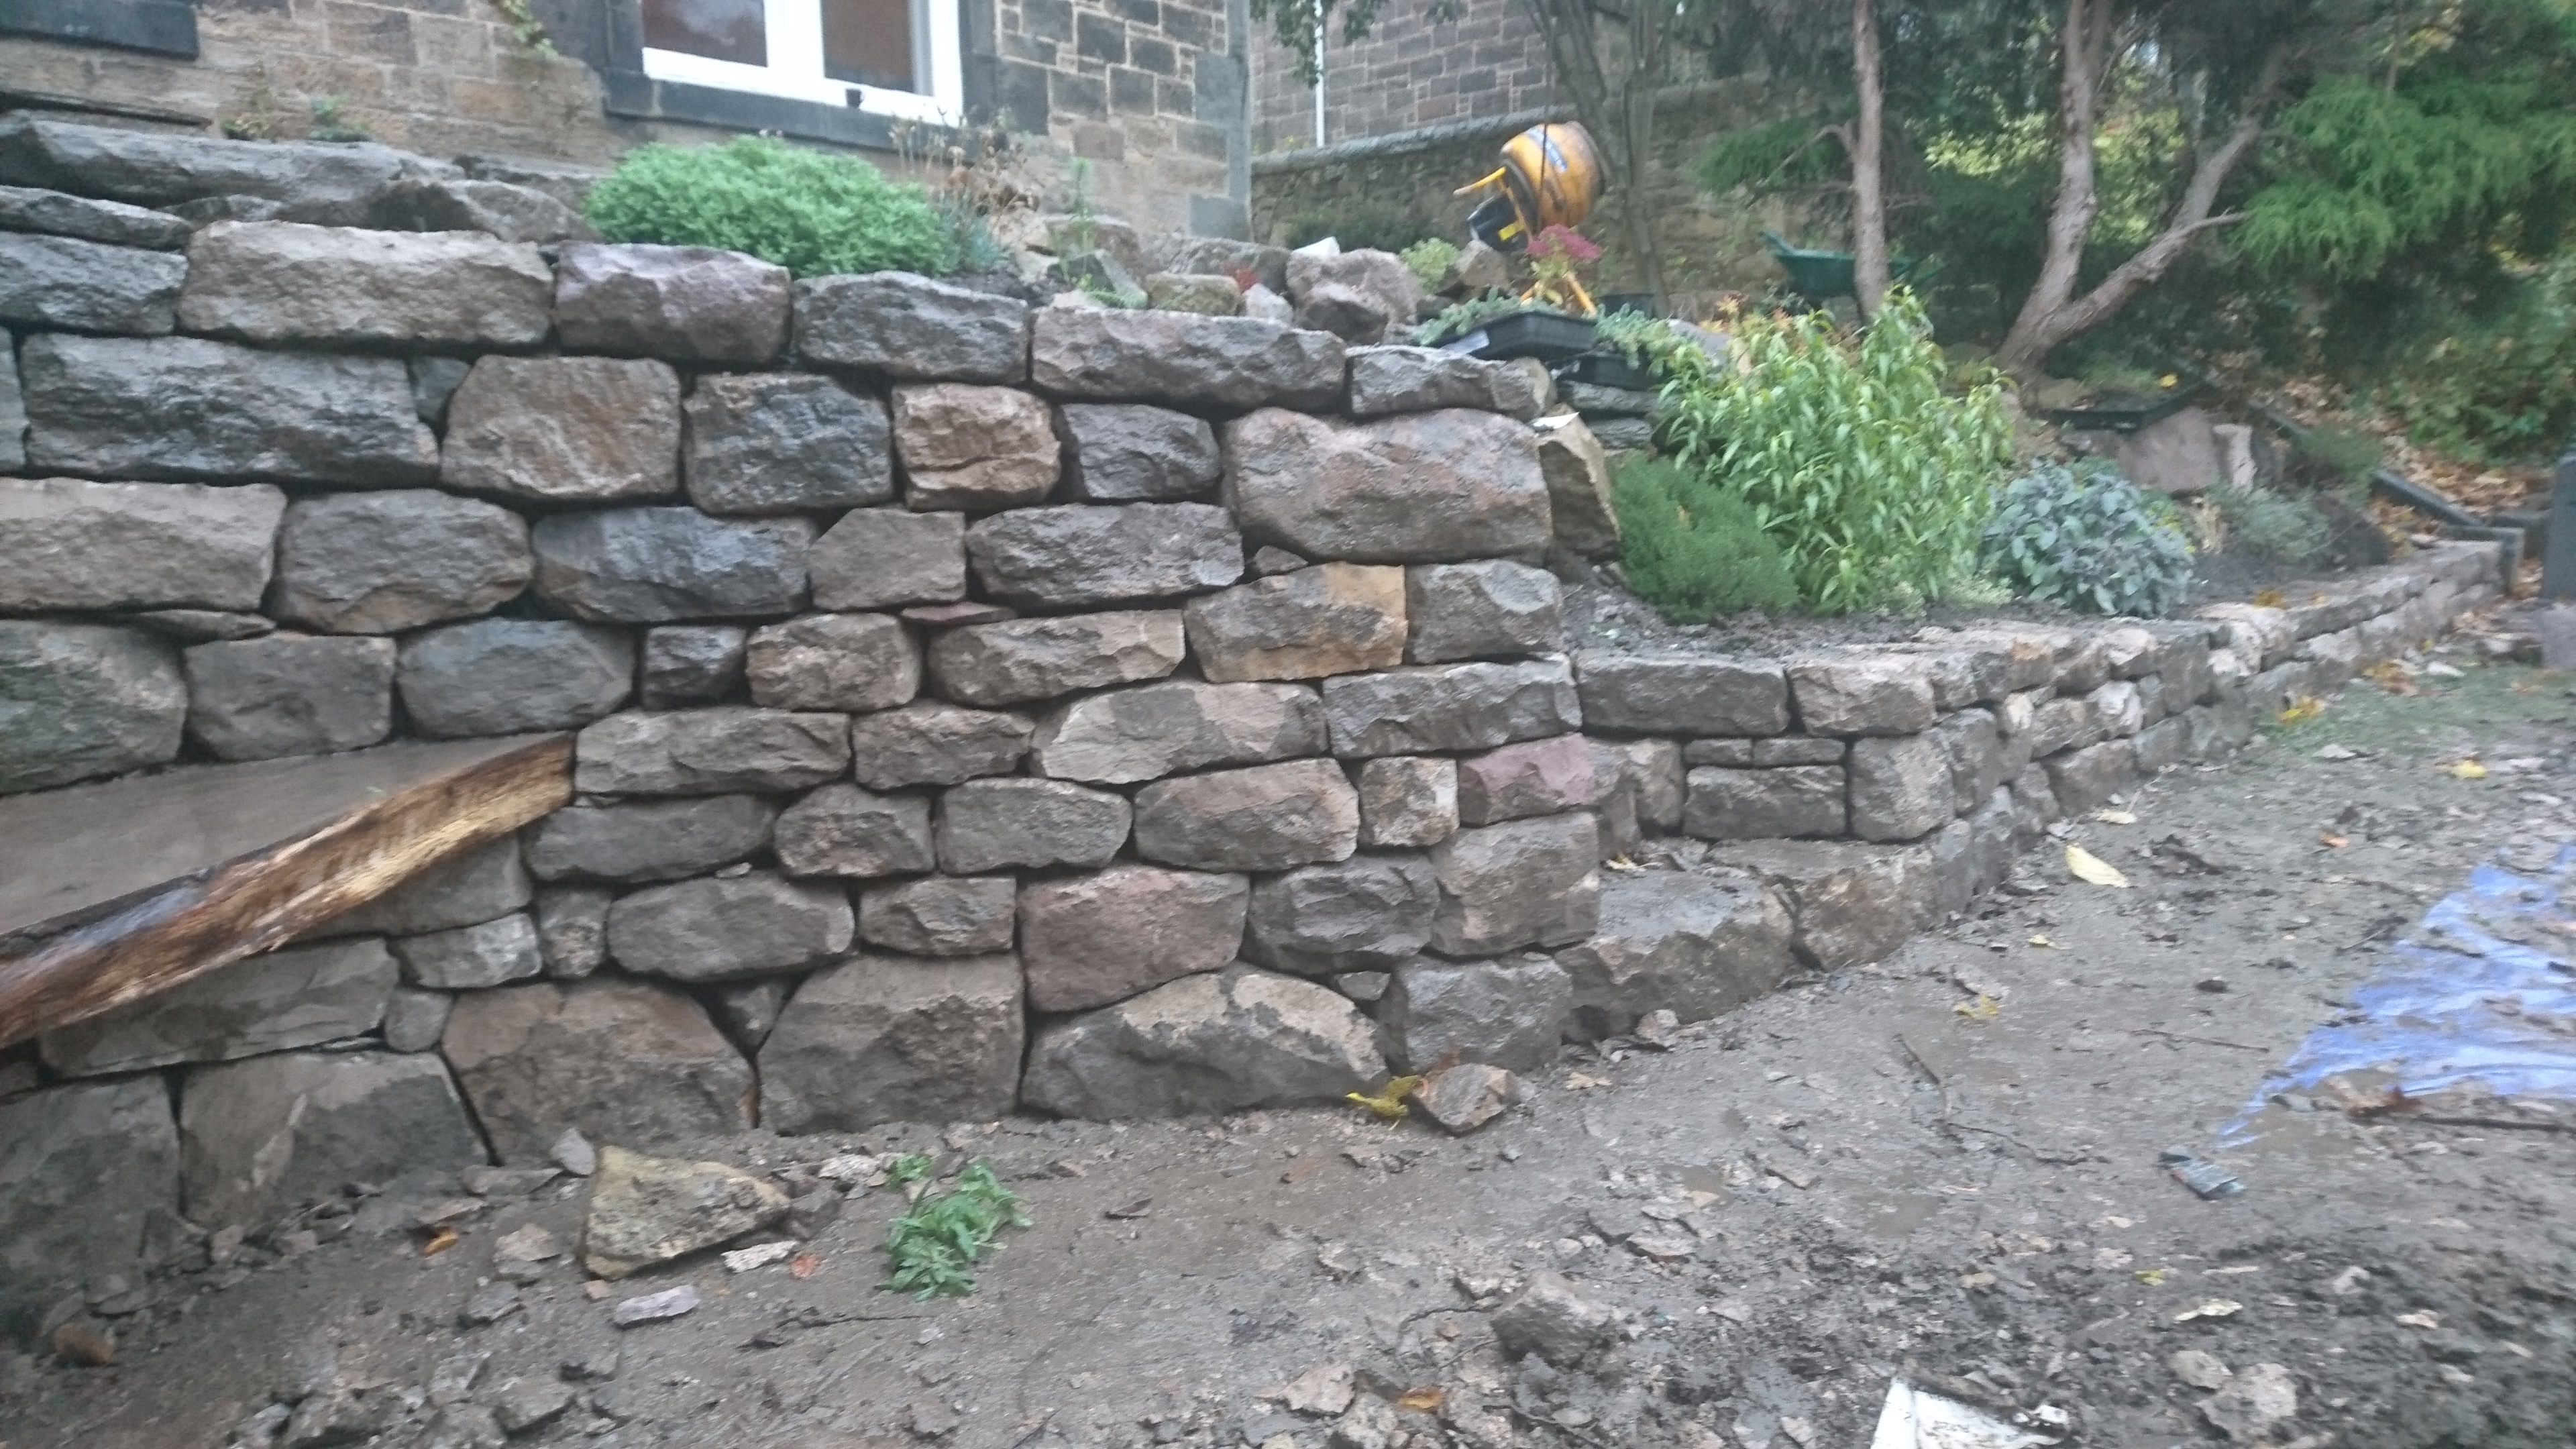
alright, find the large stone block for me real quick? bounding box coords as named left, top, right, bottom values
left=1183, top=564, right=1405, bottom=682
left=532, top=508, right=813, bottom=623
left=759, top=955, right=1026, bottom=1132
left=442, top=357, right=683, bottom=504
left=1020, top=969, right=1385, bottom=1118
left=745, top=613, right=921, bottom=712
left=525, top=795, right=777, bottom=883
left=849, top=702, right=1032, bottom=788
left=555, top=242, right=791, bottom=364
left=773, top=783, right=936, bottom=878
left=329, top=837, right=530, bottom=936
left=1020, top=865, right=1250, bottom=1011
left=2090, top=678, right=2145, bottom=738
left=394, top=619, right=633, bottom=737
left=1552, top=869, right=1794, bottom=1038
left=936, top=778, right=1132, bottom=872
left=0, top=1079, right=178, bottom=1338
left=1379, top=955, right=1569, bottom=1073
left=182, top=633, right=394, bottom=761
left=925, top=610, right=1185, bottom=705
left=366, top=174, right=594, bottom=243
left=390, top=912, right=543, bottom=990
left=19, top=333, right=437, bottom=484
left=1134, top=758, right=1360, bottom=871
left=1319, top=657, right=1582, bottom=757
left=794, top=270, right=1031, bottom=383
left=40, top=937, right=396, bottom=1077
left=684, top=373, right=893, bottom=515
left=268, top=490, right=531, bottom=635
left=1285, top=248, right=1423, bottom=345
left=1030, top=309, right=1344, bottom=411
left=1345, top=345, right=1534, bottom=419
left=576, top=707, right=849, bottom=794
left=893, top=382, right=1060, bottom=512
left=0, top=230, right=185, bottom=333
left=2042, top=738, right=2139, bottom=814
left=1534, top=417, right=1620, bottom=561
left=1927, top=706, right=2008, bottom=812
left=1244, top=854, right=1438, bottom=976
left=0, top=182, right=193, bottom=249
left=0, top=621, right=184, bottom=792
left=967, top=502, right=1242, bottom=609
left=806, top=508, right=966, bottom=612
left=1057, top=402, right=1222, bottom=500
left=608, top=871, right=853, bottom=982
left=1847, top=733, right=1955, bottom=843
left=1456, top=734, right=1597, bottom=826
left=0, top=117, right=453, bottom=215
left=1224, top=408, right=1550, bottom=564
left=1788, top=656, right=1939, bottom=736
left=0, top=477, right=283, bottom=612
left=1429, top=812, right=1601, bottom=955
left=1682, top=765, right=1846, bottom=841
left=0, top=333, right=21, bottom=472
left=1707, top=839, right=1932, bottom=972
left=859, top=875, right=1016, bottom=955
left=1573, top=654, right=1789, bottom=736
left=177, top=221, right=552, bottom=347
left=1357, top=756, right=1458, bottom=847
left=179, top=1050, right=486, bottom=1230
left=1030, top=680, right=1326, bottom=784
left=639, top=625, right=747, bottom=707
left=1406, top=561, right=1562, bottom=664
left=440, top=979, right=753, bottom=1163
left=1591, top=738, right=1684, bottom=835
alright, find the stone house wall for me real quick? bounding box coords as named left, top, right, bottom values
left=1244, top=0, right=1552, bottom=154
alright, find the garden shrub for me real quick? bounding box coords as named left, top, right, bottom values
left=2382, top=253, right=2576, bottom=463
left=1980, top=460, right=2196, bottom=616
left=1611, top=458, right=1801, bottom=622
left=584, top=137, right=951, bottom=278
left=1400, top=237, right=1459, bottom=290
left=1658, top=290, right=2013, bottom=614
left=2210, top=481, right=2332, bottom=564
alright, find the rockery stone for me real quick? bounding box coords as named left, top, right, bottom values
left=808, top=508, right=967, bottom=610
left=793, top=271, right=1031, bottom=384
left=1356, top=756, right=1459, bottom=847
left=366, top=175, right=594, bottom=243
left=1183, top=564, right=1407, bottom=682
left=0, top=621, right=184, bottom=792
left=524, top=795, right=777, bottom=883
left=1320, top=658, right=1582, bottom=757
left=1133, top=758, right=1360, bottom=871
left=1028, top=309, right=1345, bottom=411
left=1428, top=812, right=1601, bottom=956
left=1243, top=854, right=1439, bottom=975
left=1020, top=969, right=1386, bottom=1118
left=1285, top=248, right=1424, bottom=345
left=0, top=231, right=185, bottom=333
left=684, top=374, right=893, bottom=515
left=1534, top=418, right=1620, bottom=561
left=268, top=490, right=531, bottom=634
left=532, top=509, right=813, bottom=623
left=1378, top=955, right=1571, bottom=1073
left=759, top=955, right=1026, bottom=1132
left=1019, top=865, right=1251, bottom=1011
left=441, top=357, right=683, bottom=504
left=1031, top=680, right=1326, bottom=784
left=935, top=778, right=1131, bottom=873
left=575, top=708, right=851, bottom=794
left=1057, top=403, right=1223, bottom=500
left=926, top=610, right=1187, bottom=706
left=395, top=619, right=633, bottom=737
left=1344, top=345, right=1530, bottom=419
left=0, top=117, right=454, bottom=216
left=0, top=182, right=193, bottom=249
left=744, top=613, right=921, bottom=713
left=554, top=243, right=792, bottom=364
left=606, top=871, right=854, bottom=982
left=176, top=221, right=552, bottom=347
left=772, top=783, right=936, bottom=878
left=966, top=502, right=1242, bottom=608
left=849, top=702, right=1034, bottom=788
left=858, top=875, right=1017, bottom=955
left=182, top=634, right=394, bottom=760
left=0, top=477, right=283, bottom=613
left=1456, top=734, right=1597, bottom=825
left=1224, top=409, right=1550, bottom=564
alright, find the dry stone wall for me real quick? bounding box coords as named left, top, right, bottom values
left=0, top=122, right=2507, bottom=1340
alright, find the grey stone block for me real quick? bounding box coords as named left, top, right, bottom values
left=1020, top=865, right=1250, bottom=1012
left=367, top=175, right=595, bottom=243
left=1379, top=955, right=1570, bottom=1073
left=441, top=357, right=683, bottom=504
left=1787, top=655, right=1938, bottom=736
left=684, top=373, right=892, bottom=515
left=0, top=231, right=185, bottom=333
left=794, top=270, right=1031, bottom=383
left=392, top=912, right=544, bottom=990
left=1184, top=563, right=1407, bottom=684
left=177, top=220, right=552, bottom=347
left=1572, top=654, right=1790, bottom=736
left=638, top=625, right=747, bottom=708
left=744, top=613, right=920, bottom=713
left=1319, top=657, right=1582, bottom=757
left=1356, top=755, right=1458, bottom=848
left=1057, top=402, right=1222, bottom=500
left=808, top=508, right=967, bottom=610
left=1457, top=733, right=1597, bottom=826
left=1847, top=733, right=1956, bottom=843
left=1683, top=765, right=1847, bottom=840
left=1553, top=869, right=1794, bottom=1038
left=396, top=619, right=633, bottom=737
left=1030, top=309, right=1344, bottom=411
left=331, top=837, right=531, bottom=936
left=1020, top=969, right=1385, bottom=1118
left=533, top=886, right=611, bottom=979
left=0, top=621, right=184, bottom=792
left=1031, top=680, right=1326, bottom=784
left=437, top=979, right=753, bottom=1163
left=525, top=795, right=777, bottom=883
left=574, top=707, right=849, bottom=794
left=1134, top=757, right=1360, bottom=871
left=1344, top=345, right=1532, bottom=419
left=967, top=502, right=1243, bottom=609
left=532, top=508, right=813, bottom=623
left=858, top=875, right=1017, bottom=956
left=0, top=182, right=193, bottom=248
left=555, top=242, right=791, bottom=364
left=849, top=702, right=1034, bottom=788
left=2041, top=738, right=2138, bottom=815
left=177, top=1050, right=488, bottom=1230
left=1223, top=407, right=1549, bottom=563
left=1429, top=812, right=1601, bottom=955
left=935, top=777, right=1132, bottom=873
left=606, top=871, right=854, bottom=983
left=382, top=986, right=453, bottom=1052
left=0, top=117, right=455, bottom=216
left=1406, top=561, right=1563, bottom=663
left=268, top=490, right=531, bottom=635
left=924, top=610, right=1185, bottom=706
left=758, top=954, right=1026, bottom=1133
left=1244, top=853, right=1439, bottom=975
left=183, top=634, right=394, bottom=761
left=0, top=1079, right=178, bottom=1335
left=40, top=937, right=396, bottom=1077
left=0, top=477, right=284, bottom=613
left=773, top=783, right=936, bottom=878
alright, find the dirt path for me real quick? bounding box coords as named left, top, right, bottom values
left=9, top=641, right=2575, bottom=1449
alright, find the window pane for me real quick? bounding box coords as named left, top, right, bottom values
left=643, top=0, right=767, bottom=66
left=822, top=0, right=916, bottom=92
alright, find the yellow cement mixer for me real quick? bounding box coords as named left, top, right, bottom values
left=1456, top=121, right=1603, bottom=252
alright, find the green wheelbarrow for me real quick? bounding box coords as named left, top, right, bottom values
left=1760, top=231, right=1934, bottom=308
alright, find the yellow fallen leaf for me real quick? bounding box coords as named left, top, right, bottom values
left=421, top=1226, right=460, bottom=1257
left=2253, top=588, right=2286, bottom=608
left=2090, top=809, right=2137, bottom=825
left=2158, top=373, right=2179, bottom=388
left=2027, top=933, right=2058, bottom=949
left=2065, top=843, right=2131, bottom=888
left=2175, top=1299, right=2243, bottom=1322
left=2277, top=696, right=2324, bottom=725
left=1344, top=1075, right=1423, bottom=1121
left=2134, top=1267, right=2169, bottom=1286
left=1566, top=1071, right=1613, bottom=1090
left=1397, top=1386, right=1445, bottom=1412
left=1952, top=995, right=2000, bottom=1022
left=2450, top=759, right=2489, bottom=780
left=2320, top=832, right=2350, bottom=849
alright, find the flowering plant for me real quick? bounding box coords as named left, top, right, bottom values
left=1523, top=225, right=1599, bottom=313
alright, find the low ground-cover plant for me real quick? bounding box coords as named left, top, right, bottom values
left=1611, top=458, right=1800, bottom=621
left=1400, top=237, right=1459, bottom=290
left=1980, top=460, right=2195, bottom=616
left=882, top=1159, right=1028, bottom=1299
left=2208, top=480, right=2332, bottom=564
left=586, top=136, right=951, bottom=278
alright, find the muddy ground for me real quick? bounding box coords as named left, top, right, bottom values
left=7, top=627, right=2575, bottom=1449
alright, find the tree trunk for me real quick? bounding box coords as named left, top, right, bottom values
left=1849, top=0, right=1888, bottom=317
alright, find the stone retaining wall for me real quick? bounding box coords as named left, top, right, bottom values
left=0, top=121, right=2506, bottom=1339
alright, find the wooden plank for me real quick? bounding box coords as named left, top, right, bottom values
left=0, top=735, right=572, bottom=1049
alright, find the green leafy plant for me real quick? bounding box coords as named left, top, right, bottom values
left=1412, top=294, right=1567, bottom=349
left=2210, top=482, right=2332, bottom=565
left=2290, top=423, right=2383, bottom=492
left=1980, top=460, right=2195, bottom=617
left=885, top=1152, right=935, bottom=1187
left=882, top=1161, right=1030, bottom=1299
left=2380, top=252, right=2576, bottom=462
left=1400, top=237, right=1460, bottom=291
left=487, top=0, right=557, bottom=56
left=1658, top=290, right=2012, bottom=614
left=1612, top=458, right=1801, bottom=621
left=307, top=96, right=372, bottom=144
left=1592, top=311, right=1703, bottom=381
left=584, top=137, right=951, bottom=278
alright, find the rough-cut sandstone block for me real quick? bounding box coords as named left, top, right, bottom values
left=1030, top=309, right=1345, bottom=411
left=0, top=477, right=282, bottom=613
left=0, top=182, right=193, bottom=249
left=936, top=777, right=1131, bottom=873
left=1554, top=869, right=1794, bottom=1037
left=1345, top=345, right=1529, bottom=419
left=608, top=871, right=853, bottom=982
left=1184, top=564, right=1405, bottom=682
left=1320, top=657, right=1582, bottom=757
left=967, top=502, right=1243, bottom=609
left=1020, top=865, right=1250, bottom=1011
left=267, top=490, right=531, bottom=635
left=182, top=634, right=393, bottom=761
left=178, top=221, right=552, bottom=347
left=0, top=231, right=186, bottom=333
left=684, top=373, right=892, bottom=515
left=1456, top=734, right=1597, bottom=826
left=849, top=702, right=1032, bottom=788
left=1379, top=955, right=1569, bottom=1073
left=576, top=708, right=850, bottom=795
left=1683, top=765, right=1846, bottom=841
left=809, top=508, right=966, bottom=610
left=19, top=333, right=437, bottom=484
left=440, top=979, right=753, bottom=1163
left=1533, top=417, right=1619, bottom=561
left=2043, top=738, right=2138, bottom=815
left=0, top=621, right=184, bottom=792
left=1929, top=707, right=2008, bottom=810
left=759, top=955, right=1025, bottom=1132
left=41, top=938, right=395, bottom=1077
left=1224, top=408, right=1550, bottom=564
left=745, top=613, right=920, bottom=713
left=1405, top=561, right=1562, bottom=664
left=525, top=795, right=777, bottom=884
left=1031, top=680, right=1326, bottom=784
left=1707, top=839, right=1932, bottom=973
left=1244, top=854, right=1438, bottom=975
left=367, top=174, right=594, bottom=242
left=926, top=610, right=1185, bottom=706
left=555, top=242, right=791, bottom=363
left=859, top=875, right=1016, bottom=956
left=1134, top=758, right=1360, bottom=871
left=893, top=383, right=1060, bottom=512
left=773, top=782, right=934, bottom=878
left=794, top=270, right=1031, bottom=383
left=1357, top=755, right=1458, bottom=848
left=2024, top=696, right=2103, bottom=758
left=1788, top=656, right=1938, bottom=736
left=1847, top=734, right=1955, bottom=843
left=1590, top=739, right=1684, bottom=833
left=391, top=912, right=543, bottom=990
left=2090, top=678, right=2145, bottom=738
left=1020, top=969, right=1385, bottom=1118
left=443, top=357, right=682, bottom=504
left=0, top=117, right=454, bottom=215
left=1286, top=248, right=1423, bottom=345
left=1574, top=654, right=1788, bottom=736
left=0, top=1079, right=177, bottom=1334
left=178, top=1049, right=485, bottom=1230
left=1430, top=812, right=1600, bottom=955
left=394, top=619, right=632, bottom=737
left=1058, top=402, right=1222, bottom=500
left=533, top=509, right=813, bottom=623
left=326, top=837, right=527, bottom=937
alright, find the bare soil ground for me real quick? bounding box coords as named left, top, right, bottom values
left=8, top=635, right=2574, bottom=1449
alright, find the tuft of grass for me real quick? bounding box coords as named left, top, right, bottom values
left=883, top=1161, right=1029, bottom=1299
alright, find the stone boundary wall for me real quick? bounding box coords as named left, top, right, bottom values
left=0, top=120, right=2505, bottom=1338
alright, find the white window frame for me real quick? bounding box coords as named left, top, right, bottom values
left=641, top=0, right=963, bottom=126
